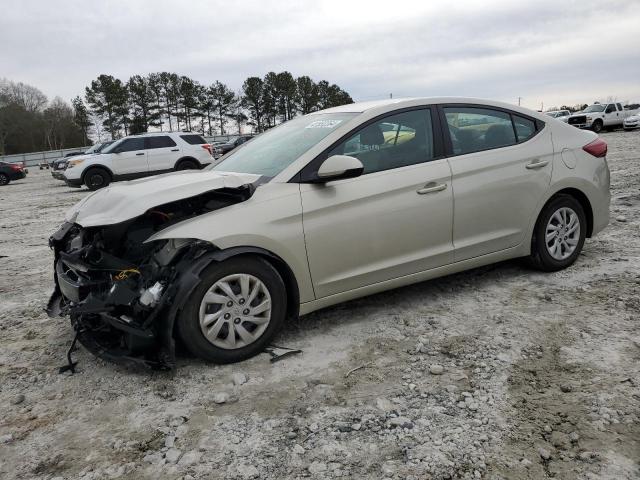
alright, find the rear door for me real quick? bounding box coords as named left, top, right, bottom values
left=111, top=138, right=148, bottom=176
left=299, top=108, right=454, bottom=298
left=440, top=105, right=553, bottom=261
left=145, top=135, right=179, bottom=171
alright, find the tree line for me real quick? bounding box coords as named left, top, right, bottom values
left=83, top=71, right=353, bottom=140
left=0, top=72, right=353, bottom=155
left=0, top=79, right=89, bottom=156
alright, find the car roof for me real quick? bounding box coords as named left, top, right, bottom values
left=313, top=97, right=548, bottom=121
left=129, top=131, right=203, bottom=137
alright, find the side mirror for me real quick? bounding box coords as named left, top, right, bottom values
left=316, top=155, right=364, bottom=182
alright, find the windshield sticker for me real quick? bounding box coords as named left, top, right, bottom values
left=305, top=120, right=343, bottom=129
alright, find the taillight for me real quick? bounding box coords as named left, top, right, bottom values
left=9, top=163, right=22, bottom=171
left=201, top=144, right=212, bottom=156
left=583, top=138, right=607, bottom=158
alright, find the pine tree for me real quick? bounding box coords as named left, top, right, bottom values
left=242, top=77, right=265, bottom=132
left=85, top=74, right=129, bottom=139
left=210, top=81, right=236, bottom=135
left=71, top=96, right=92, bottom=144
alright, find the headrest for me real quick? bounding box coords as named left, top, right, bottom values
left=359, top=124, right=385, bottom=146
left=484, top=124, right=514, bottom=148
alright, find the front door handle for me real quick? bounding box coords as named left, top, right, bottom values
left=171, top=148, right=179, bottom=152
left=526, top=159, right=549, bottom=169
left=417, top=182, right=447, bottom=195
left=135, top=152, right=145, bottom=156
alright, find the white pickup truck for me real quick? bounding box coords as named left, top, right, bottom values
left=567, top=102, right=638, bottom=133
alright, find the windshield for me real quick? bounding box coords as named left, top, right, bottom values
left=95, top=141, right=114, bottom=153
left=101, top=139, right=125, bottom=154
left=583, top=105, right=605, bottom=113
left=211, top=113, right=358, bottom=177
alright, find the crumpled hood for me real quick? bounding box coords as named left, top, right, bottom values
left=66, top=170, right=261, bottom=227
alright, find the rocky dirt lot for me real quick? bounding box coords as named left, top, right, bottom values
left=1, top=131, right=639, bottom=480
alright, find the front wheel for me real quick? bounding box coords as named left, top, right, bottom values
left=591, top=120, right=603, bottom=133
left=177, top=256, right=287, bottom=363
left=528, top=195, right=586, bottom=272
left=83, top=168, right=111, bottom=190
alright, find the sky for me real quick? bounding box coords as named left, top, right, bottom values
left=2, top=0, right=640, bottom=111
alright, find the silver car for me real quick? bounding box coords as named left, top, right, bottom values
left=623, top=112, right=640, bottom=130
left=47, top=98, right=610, bottom=367
left=545, top=110, right=571, bottom=122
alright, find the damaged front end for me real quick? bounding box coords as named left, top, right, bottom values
left=47, top=184, right=255, bottom=369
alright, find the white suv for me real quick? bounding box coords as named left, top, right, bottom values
left=63, top=132, right=214, bottom=190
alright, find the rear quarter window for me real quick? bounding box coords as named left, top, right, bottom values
left=513, top=115, right=536, bottom=142
left=180, top=134, right=207, bottom=145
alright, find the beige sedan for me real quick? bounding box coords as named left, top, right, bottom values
left=50, top=97, right=610, bottom=366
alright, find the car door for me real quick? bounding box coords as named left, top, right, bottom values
left=603, top=104, right=617, bottom=126
left=440, top=105, right=553, bottom=261
left=616, top=103, right=625, bottom=123
left=111, top=138, right=148, bottom=177
left=145, top=135, right=179, bottom=172
left=299, top=108, right=454, bottom=298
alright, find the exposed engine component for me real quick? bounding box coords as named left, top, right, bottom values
left=47, top=184, right=256, bottom=369
left=139, top=282, right=164, bottom=307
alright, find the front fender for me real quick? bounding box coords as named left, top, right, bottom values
left=146, top=183, right=315, bottom=303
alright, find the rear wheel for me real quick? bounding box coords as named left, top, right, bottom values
left=176, top=159, right=198, bottom=170
left=177, top=256, right=287, bottom=363
left=0, top=173, right=9, bottom=186
left=528, top=195, right=586, bottom=272
left=592, top=120, right=603, bottom=133
left=84, top=168, right=111, bottom=190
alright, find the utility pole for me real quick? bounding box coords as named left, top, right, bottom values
left=390, top=93, right=393, bottom=99
left=517, top=97, right=522, bottom=106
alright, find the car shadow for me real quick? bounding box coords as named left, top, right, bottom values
left=281, top=258, right=528, bottom=339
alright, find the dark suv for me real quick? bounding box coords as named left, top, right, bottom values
left=213, top=135, right=253, bottom=157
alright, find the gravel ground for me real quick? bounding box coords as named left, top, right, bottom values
left=1, top=131, right=639, bottom=480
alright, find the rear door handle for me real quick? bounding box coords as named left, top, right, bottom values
left=526, top=160, right=549, bottom=169
left=417, top=183, right=447, bottom=195
left=171, top=148, right=179, bottom=152
left=135, top=152, right=145, bottom=156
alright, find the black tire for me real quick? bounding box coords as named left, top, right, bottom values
left=592, top=120, right=603, bottom=133
left=0, top=173, right=9, bottom=186
left=83, top=168, right=111, bottom=190
left=528, top=195, right=587, bottom=272
left=176, top=256, right=287, bottom=364
left=176, top=159, right=199, bottom=170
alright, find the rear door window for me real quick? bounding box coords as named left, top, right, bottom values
left=146, top=136, right=177, bottom=149
left=443, top=107, right=517, bottom=155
